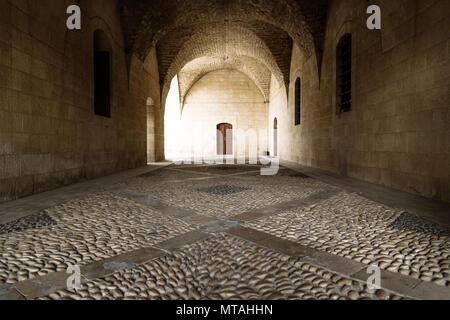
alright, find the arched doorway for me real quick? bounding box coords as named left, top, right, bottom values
left=217, top=123, right=233, bottom=155
left=273, top=118, right=278, bottom=157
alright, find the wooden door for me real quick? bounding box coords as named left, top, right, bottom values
left=217, top=123, right=233, bottom=155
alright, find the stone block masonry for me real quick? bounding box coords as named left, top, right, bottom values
left=0, top=0, right=153, bottom=203
left=270, top=0, right=450, bottom=202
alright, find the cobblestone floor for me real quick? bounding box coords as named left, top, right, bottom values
left=120, top=167, right=331, bottom=219
left=41, top=234, right=402, bottom=300
left=0, top=192, right=195, bottom=285
left=0, top=164, right=449, bottom=300
left=136, top=167, right=212, bottom=181
left=245, top=192, right=450, bottom=287
left=170, top=164, right=262, bottom=175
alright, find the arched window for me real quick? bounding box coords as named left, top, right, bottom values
left=94, top=30, right=112, bottom=117
left=294, top=78, right=301, bottom=125
left=336, top=34, right=352, bottom=113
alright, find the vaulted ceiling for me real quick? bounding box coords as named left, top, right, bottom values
left=118, top=0, right=329, bottom=106
left=178, top=56, right=272, bottom=110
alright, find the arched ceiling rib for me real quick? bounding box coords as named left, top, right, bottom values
left=178, top=56, right=272, bottom=110
left=156, top=20, right=292, bottom=97
left=118, top=0, right=329, bottom=81
left=160, top=24, right=282, bottom=110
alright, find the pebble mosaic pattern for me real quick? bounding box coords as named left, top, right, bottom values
left=0, top=213, right=56, bottom=235
left=1, top=164, right=449, bottom=300
left=122, top=171, right=331, bottom=219
left=235, top=170, right=326, bottom=188
left=246, top=192, right=450, bottom=287
left=198, top=185, right=250, bottom=195
left=0, top=192, right=195, bottom=285
left=389, top=212, right=450, bottom=237
left=41, top=235, right=404, bottom=300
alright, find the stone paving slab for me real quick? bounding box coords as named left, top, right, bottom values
left=407, top=281, right=450, bottom=300
left=227, top=226, right=273, bottom=242
left=198, top=220, right=241, bottom=233
left=81, top=247, right=167, bottom=280
left=351, top=268, right=421, bottom=296
left=257, top=237, right=315, bottom=258
left=155, top=230, right=210, bottom=251
left=301, top=251, right=366, bottom=277
left=14, top=271, right=77, bottom=299
left=0, top=284, right=25, bottom=300
left=182, top=215, right=218, bottom=225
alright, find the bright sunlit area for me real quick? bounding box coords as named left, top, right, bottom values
left=164, top=76, right=182, bottom=160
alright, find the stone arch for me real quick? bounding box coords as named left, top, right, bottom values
left=161, top=24, right=284, bottom=111
left=120, top=0, right=325, bottom=66
left=117, top=0, right=329, bottom=161
left=119, top=0, right=330, bottom=83
left=178, top=56, right=272, bottom=113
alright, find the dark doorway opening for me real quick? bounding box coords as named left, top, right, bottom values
left=274, top=118, right=278, bottom=157
left=94, top=30, right=112, bottom=118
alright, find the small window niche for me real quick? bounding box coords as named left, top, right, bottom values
left=295, top=78, right=301, bottom=126
left=336, top=33, right=352, bottom=113
left=94, top=30, right=112, bottom=118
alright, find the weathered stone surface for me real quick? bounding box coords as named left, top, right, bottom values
left=246, top=191, right=450, bottom=288
left=0, top=192, right=195, bottom=285
left=41, top=234, right=404, bottom=301
left=271, top=0, right=450, bottom=202
left=0, top=164, right=448, bottom=300
left=122, top=166, right=331, bottom=219
left=0, top=0, right=150, bottom=203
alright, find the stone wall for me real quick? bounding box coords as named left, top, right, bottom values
left=1, top=0, right=448, bottom=204
left=166, top=70, right=268, bottom=160
left=0, top=0, right=152, bottom=203
left=271, top=0, right=449, bottom=202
